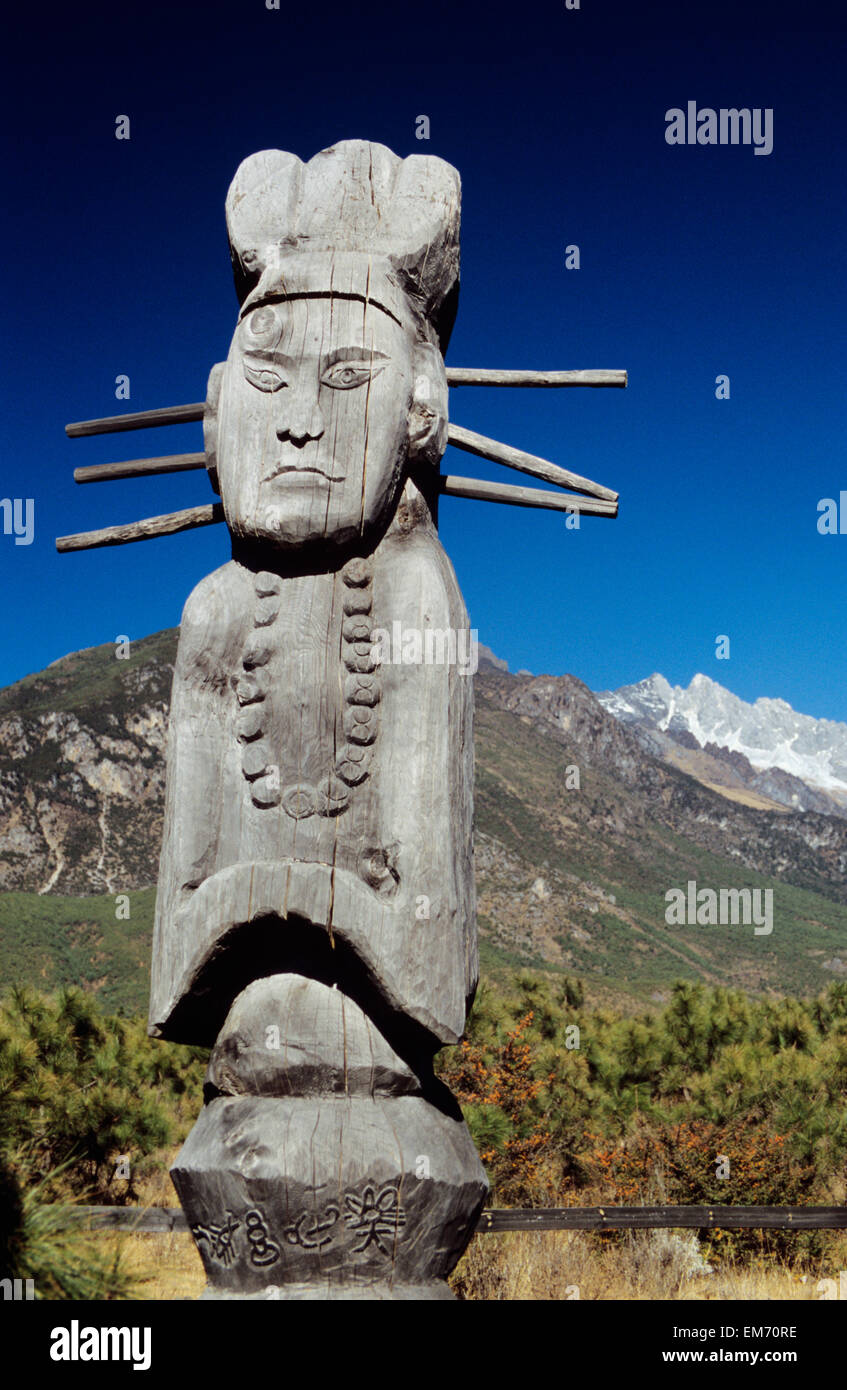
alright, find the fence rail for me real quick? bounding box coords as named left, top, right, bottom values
left=63, top=1205, right=847, bottom=1234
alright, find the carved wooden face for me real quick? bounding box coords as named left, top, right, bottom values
left=216, top=296, right=415, bottom=549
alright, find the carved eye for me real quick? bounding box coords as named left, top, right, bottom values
left=243, top=361, right=287, bottom=392
left=321, top=361, right=384, bottom=390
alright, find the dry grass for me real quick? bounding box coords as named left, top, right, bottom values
left=450, top=1229, right=847, bottom=1300
left=89, top=1149, right=206, bottom=1301
left=98, top=1231, right=205, bottom=1301
left=105, top=1225, right=847, bottom=1302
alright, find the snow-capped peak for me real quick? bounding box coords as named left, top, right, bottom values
left=596, top=675, right=847, bottom=793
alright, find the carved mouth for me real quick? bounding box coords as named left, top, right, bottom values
left=263, top=465, right=347, bottom=483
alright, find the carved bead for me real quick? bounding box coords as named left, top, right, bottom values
left=237, top=559, right=381, bottom=813
left=344, top=674, right=380, bottom=706
left=236, top=706, right=264, bottom=741
left=315, top=776, right=350, bottom=817
left=281, top=784, right=316, bottom=820
left=236, top=672, right=266, bottom=705
left=343, top=642, right=378, bottom=673
left=251, top=772, right=281, bottom=809
left=342, top=616, right=372, bottom=643
left=335, top=745, right=372, bottom=786
left=344, top=706, right=377, bottom=744
left=253, top=597, right=280, bottom=627
left=341, top=558, right=372, bottom=587
left=242, top=639, right=272, bottom=669
left=342, top=590, right=371, bottom=616
left=242, top=743, right=270, bottom=780
left=255, top=572, right=281, bottom=597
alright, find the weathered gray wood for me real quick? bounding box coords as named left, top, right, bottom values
left=65, top=402, right=204, bottom=437
left=74, top=452, right=206, bottom=484
left=441, top=475, right=617, bottom=516
left=207, top=976, right=422, bottom=1098
left=446, top=368, right=626, bottom=388
left=55, top=503, right=223, bottom=552
left=150, top=524, right=477, bottom=1050
left=447, top=423, right=618, bottom=502
left=148, top=141, right=489, bottom=1299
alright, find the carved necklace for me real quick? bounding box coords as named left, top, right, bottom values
left=234, top=557, right=380, bottom=817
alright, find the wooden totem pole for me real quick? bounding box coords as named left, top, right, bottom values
left=58, top=140, right=623, bottom=1299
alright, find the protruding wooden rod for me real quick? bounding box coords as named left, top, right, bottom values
left=74, top=452, right=207, bottom=484
left=66, top=429, right=618, bottom=506
left=446, top=369, right=627, bottom=388
left=56, top=503, right=224, bottom=552
left=56, top=473, right=618, bottom=552
left=447, top=424, right=618, bottom=503
left=64, top=369, right=627, bottom=438
left=440, top=475, right=617, bottom=517
left=65, top=403, right=205, bottom=438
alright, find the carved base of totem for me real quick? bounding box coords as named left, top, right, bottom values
left=171, top=973, right=488, bottom=1298
left=171, top=1094, right=487, bottom=1299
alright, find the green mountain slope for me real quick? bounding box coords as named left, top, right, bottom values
left=0, top=633, right=845, bottom=1013
left=0, top=888, right=155, bottom=1015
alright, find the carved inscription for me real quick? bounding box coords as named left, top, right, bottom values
left=283, top=1206, right=340, bottom=1250
left=245, top=1208, right=281, bottom=1266
left=192, top=1207, right=281, bottom=1268
left=191, top=1211, right=241, bottom=1265
left=343, top=1184, right=406, bottom=1255
left=191, top=1186, right=407, bottom=1267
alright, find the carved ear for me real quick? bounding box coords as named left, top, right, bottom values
left=407, top=341, right=448, bottom=467
left=203, top=362, right=227, bottom=496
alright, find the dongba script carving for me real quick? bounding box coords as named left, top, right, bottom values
left=283, top=1205, right=340, bottom=1251
left=192, top=1211, right=241, bottom=1266
left=192, top=1208, right=280, bottom=1267
left=281, top=1185, right=406, bottom=1256
left=245, top=1208, right=281, bottom=1266
left=343, top=1184, right=406, bottom=1255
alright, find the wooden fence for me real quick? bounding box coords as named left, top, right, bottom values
left=64, top=1205, right=847, bottom=1234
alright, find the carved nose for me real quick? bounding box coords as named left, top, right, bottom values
left=277, top=387, right=324, bottom=446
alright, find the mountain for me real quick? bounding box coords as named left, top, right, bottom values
left=477, top=643, right=509, bottom=674
left=598, top=673, right=847, bottom=818
left=0, top=630, right=174, bottom=895
left=1, top=639, right=846, bottom=1013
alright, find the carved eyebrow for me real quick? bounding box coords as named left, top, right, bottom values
left=322, top=348, right=390, bottom=368
left=241, top=347, right=296, bottom=368
left=240, top=347, right=390, bottom=368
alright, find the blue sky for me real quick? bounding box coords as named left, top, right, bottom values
left=2, top=1, right=845, bottom=719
